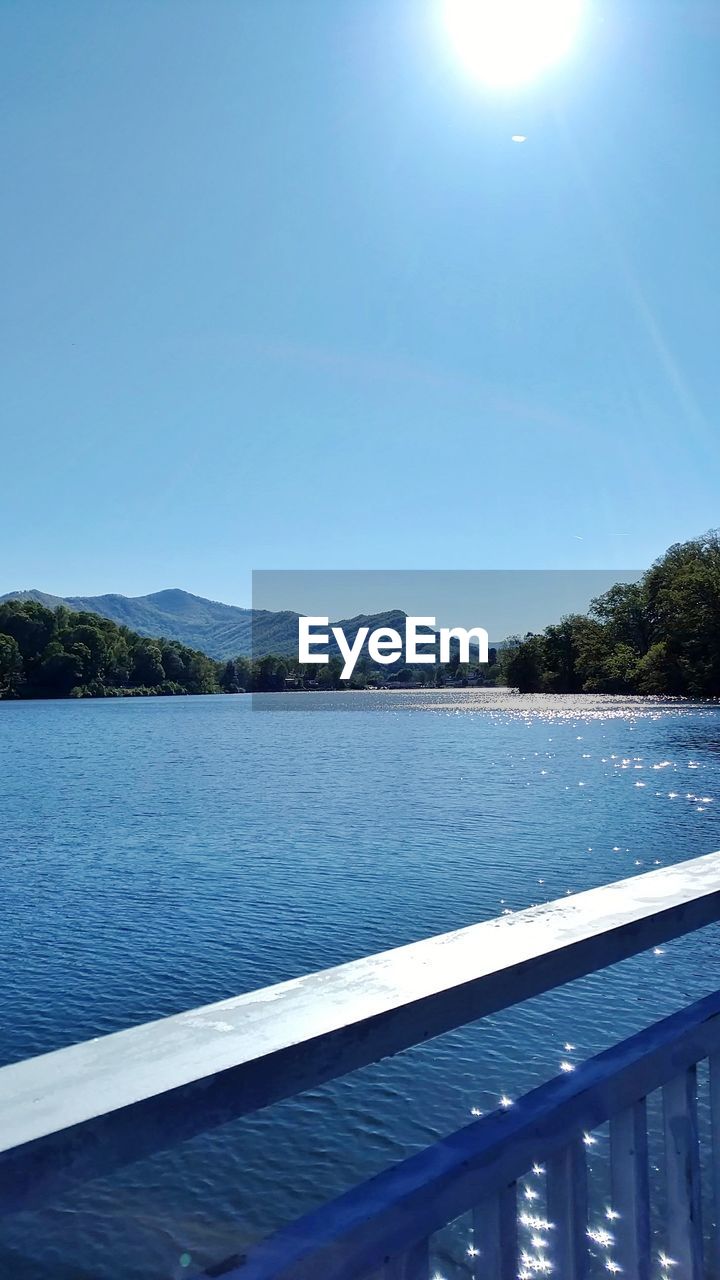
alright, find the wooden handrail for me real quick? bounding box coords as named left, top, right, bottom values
left=1, top=851, right=720, bottom=1213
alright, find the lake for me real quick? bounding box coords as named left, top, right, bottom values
left=1, top=691, right=719, bottom=1278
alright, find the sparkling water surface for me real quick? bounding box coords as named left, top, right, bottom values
left=1, top=691, right=719, bottom=1278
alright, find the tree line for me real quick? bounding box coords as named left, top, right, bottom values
left=499, top=530, right=720, bottom=697
left=217, top=649, right=498, bottom=693
left=0, top=600, right=477, bottom=698
left=0, top=601, right=220, bottom=699
left=2, top=531, right=719, bottom=699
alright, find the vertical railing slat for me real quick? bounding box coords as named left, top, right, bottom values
left=610, top=1098, right=651, bottom=1280
left=663, top=1066, right=703, bottom=1279
left=382, top=1238, right=429, bottom=1280
left=710, top=1054, right=720, bottom=1278
left=471, top=1183, right=518, bottom=1280
left=547, top=1139, right=588, bottom=1279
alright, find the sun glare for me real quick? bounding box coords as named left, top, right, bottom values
left=443, top=0, right=583, bottom=87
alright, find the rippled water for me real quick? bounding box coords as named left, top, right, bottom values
left=1, top=691, right=719, bottom=1278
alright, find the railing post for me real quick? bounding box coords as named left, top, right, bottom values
left=610, top=1098, right=651, bottom=1280
left=471, top=1184, right=518, bottom=1280
left=711, top=1054, right=720, bottom=1278
left=547, top=1140, right=588, bottom=1279
left=663, top=1066, right=703, bottom=1279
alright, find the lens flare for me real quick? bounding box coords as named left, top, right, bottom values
left=444, top=0, right=583, bottom=87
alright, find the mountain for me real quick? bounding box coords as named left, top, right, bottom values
left=0, top=588, right=289, bottom=658
left=0, top=590, right=410, bottom=661
left=2, top=589, right=69, bottom=609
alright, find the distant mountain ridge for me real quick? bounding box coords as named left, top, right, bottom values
left=0, top=588, right=296, bottom=658
left=0, top=588, right=409, bottom=661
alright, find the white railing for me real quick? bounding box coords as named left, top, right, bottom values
left=1, top=852, right=720, bottom=1272
left=225, top=989, right=720, bottom=1280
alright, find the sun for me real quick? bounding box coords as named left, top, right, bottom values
left=443, top=0, right=584, bottom=88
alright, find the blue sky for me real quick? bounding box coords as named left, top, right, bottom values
left=2, top=0, right=719, bottom=604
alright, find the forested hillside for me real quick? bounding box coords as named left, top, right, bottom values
left=0, top=601, right=219, bottom=698
left=500, top=531, right=720, bottom=697
left=0, top=589, right=293, bottom=659
left=0, top=600, right=418, bottom=697
left=3, top=532, right=720, bottom=699
left=0, top=590, right=412, bottom=661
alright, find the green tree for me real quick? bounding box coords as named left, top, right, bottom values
left=131, top=640, right=165, bottom=687
left=0, top=600, right=57, bottom=661
left=590, top=582, right=649, bottom=654
left=219, top=659, right=241, bottom=692
left=183, top=651, right=218, bottom=694
left=61, top=624, right=109, bottom=682
left=37, top=642, right=84, bottom=696
left=392, top=666, right=413, bottom=683
left=256, top=655, right=288, bottom=691
left=107, top=637, right=132, bottom=686
left=234, top=657, right=252, bottom=691
left=503, top=635, right=544, bottom=692
left=644, top=531, right=720, bottom=696
left=317, top=656, right=343, bottom=690
left=0, top=634, right=23, bottom=696
left=634, top=642, right=680, bottom=695
left=160, top=644, right=187, bottom=683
